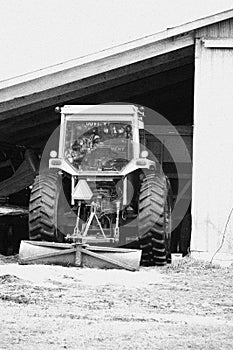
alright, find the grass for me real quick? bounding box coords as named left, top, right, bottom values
left=163, top=255, right=222, bottom=272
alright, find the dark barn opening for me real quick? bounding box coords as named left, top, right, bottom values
left=0, top=39, right=194, bottom=256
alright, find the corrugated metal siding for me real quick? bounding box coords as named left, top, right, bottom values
left=191, top=18, right=233, bottom=257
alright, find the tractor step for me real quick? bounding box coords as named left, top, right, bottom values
left=18, top=240, right=142, bottom=271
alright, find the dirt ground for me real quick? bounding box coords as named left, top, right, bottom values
left=0, top=255, right=233, bottom=350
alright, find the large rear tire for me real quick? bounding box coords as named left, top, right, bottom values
left=29, top=172, right=63, bottom=242
left=138, top=173, right=171, bottom=266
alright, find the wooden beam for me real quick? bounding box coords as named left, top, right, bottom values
left=0, top=112, right=59, bottom=133
left=128, top=78, right=193, bottom=106
left=0, top=47, right=194, bottom=119
left=0, top=34, right=193, bottom=95
left=145, top=125, right=193, bottom=136
left=203, top=38, right=233, bottom=48
left=77, top=64, right=193, bottom=103
left=9, top=119, right=59, bottom=139
left=12, top=121, right=58, bottom=145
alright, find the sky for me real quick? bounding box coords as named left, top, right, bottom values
left=0, top=0, right=232, bottom=81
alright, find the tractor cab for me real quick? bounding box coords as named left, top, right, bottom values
left=64, top=119, right=133, bottom=172
left=50, top=105, right=149, bottom=174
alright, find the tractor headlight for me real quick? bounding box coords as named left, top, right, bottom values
left=140, top=150, right=148, bottom=158
left=50, top=150, right=57, bottom=158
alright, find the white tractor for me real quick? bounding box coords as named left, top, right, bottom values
left=29, top=105, right=172, bottom=265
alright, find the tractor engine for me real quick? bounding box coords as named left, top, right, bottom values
left=92, top=183, right=119, bottom=221
left=73, top=178, right=124, bottom=243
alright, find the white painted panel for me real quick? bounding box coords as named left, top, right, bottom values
left=203, top=38, right=233, bottom=48
left=191, top=37, right=233, bottom=257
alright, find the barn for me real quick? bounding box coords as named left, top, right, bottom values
left=0, top=9, right=233, bottom=264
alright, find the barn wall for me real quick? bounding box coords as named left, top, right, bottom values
left=191, top=19, right=233, bottom=264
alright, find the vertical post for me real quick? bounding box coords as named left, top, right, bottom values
left=191, top=36, right=233, bottom=262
